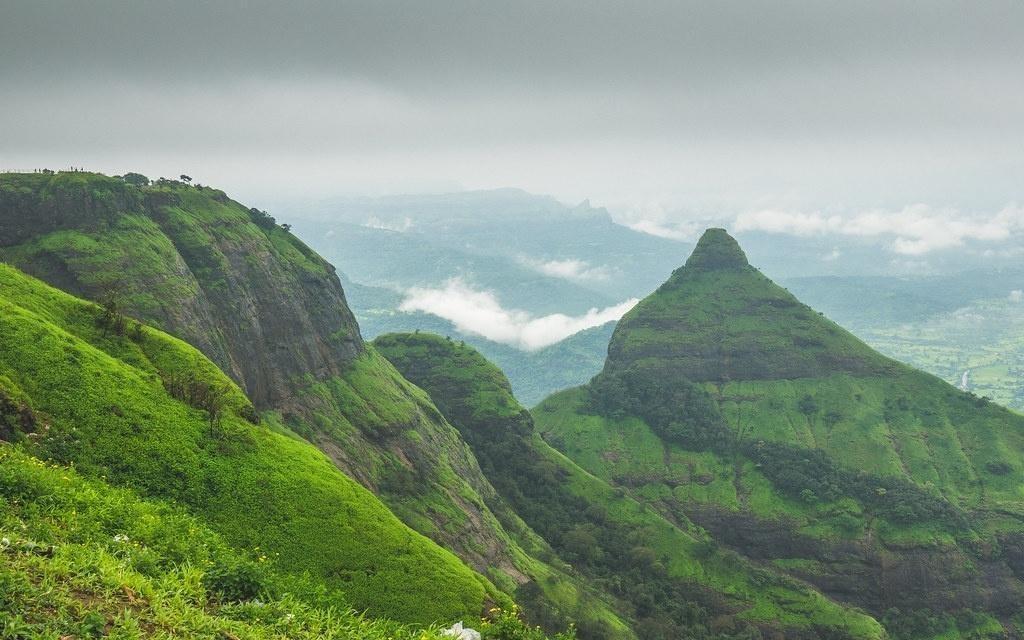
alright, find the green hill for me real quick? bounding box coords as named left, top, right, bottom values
left=534, top=229, right=1024, bottom=638
left=376, top=332, right=885, bottom=640
left=0, top=170, right=616, bottom=630
left=0, top=261, right=503, bottom=622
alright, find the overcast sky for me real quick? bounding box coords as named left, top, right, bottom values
left=2, top=1, right=1022, bottom=218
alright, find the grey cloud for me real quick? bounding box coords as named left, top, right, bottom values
left=1, top=1, right=1022, bottom=209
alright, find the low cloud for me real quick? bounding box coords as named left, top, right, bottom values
left=398, top=278, right=637, bottom=350
left=364, top=216, right=413, bottom=232
left=733, top=204, right=1024, bottom=255
left=624, top=219, right=701, bottom=241
left=523, top=257, right=612, bottom=282
left=821, top=247, right=842, bottom=262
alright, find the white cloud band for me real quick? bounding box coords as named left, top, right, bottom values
left=398, top=278, right=637, bottom=350
left=733, top=204, right=1023, bottom=255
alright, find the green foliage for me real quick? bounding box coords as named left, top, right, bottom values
left=119, top=172, right=150, bottom=187
left=0, top=376, right=35, bottom=443
left=586, top=369, right=965, bottom=530
left=744, top=440, right=965, bottom=528
left=604, top=229, right=897, bottom=385
left=0, top=444, right=560, bottom=640
left=202, top=557, right=275, bottom=603
left=881, top=608, right=1005, bottom=640
left=0, top=171, right=557, bottom=631
left=535, top=229, right=1024, bottom=639
left=247, top=206, right=277, bottom=229
left=481, top=607, right=577, bottom=640
left=588, top=365, right=728, bottom=452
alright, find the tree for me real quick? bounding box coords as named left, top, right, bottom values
left=199, top=382, right=231, bottom=437
left=797, top=394, right=819, bottom=416
left=121, top=172, right=149, bottom=186
left=96, top=291, right=128, bottom=337
left=180, top=174, right=193, bottom=184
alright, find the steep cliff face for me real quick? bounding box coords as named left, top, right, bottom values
left=0, top=171, right=593, bottom=626
left=0, top=172, right=363, bottom=409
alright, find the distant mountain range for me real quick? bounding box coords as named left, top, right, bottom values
left=279, top=190, right=1023, bottom=410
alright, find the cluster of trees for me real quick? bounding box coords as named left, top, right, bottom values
left=881, top=608, right=1001, bottom=640
left=244, top=205, right=294, bottom=233
left=746, top=440, right=965, bottom=528
left=587, top=367, right=966, bottom=531
left=588, top=366, right=729, bottom=452
left=248, top=207, right=278, bottom=230
left=120, top=172, right=150, bottom=186
left=160, top=371, right=231, bottom=436
left=119, top=173, right=195, bottom=187
left=95, top=293, right=145, bottom=342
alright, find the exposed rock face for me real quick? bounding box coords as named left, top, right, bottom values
left=0, top=172, right=363, bottom=409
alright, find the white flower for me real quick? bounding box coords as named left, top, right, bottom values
left=1, top=537, right=10, bottom=548
left=113, top=533, right=130, bottom=543
left=443, top=622, right=481, bottom=640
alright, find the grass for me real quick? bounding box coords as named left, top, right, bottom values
left=0, top=446, right=575, bottom=640
left=0, top=262, right=500, bottom=624
left=373, top=333, right=636, bottom=639
left=604, top=229, right=898, bottom=384
left=0, top=444, right=449, bottom=639
left=0, top=171, right=600, bottom=633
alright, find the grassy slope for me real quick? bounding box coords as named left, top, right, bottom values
left=0, top=263, right=501, bottom=624
left=534, top=230, right=1024, bottom=636
left=0, top=444, right=480, bottom=640
left=605, top=230, right=896, bottom=384
left=376, top=332, right=884, bottom=640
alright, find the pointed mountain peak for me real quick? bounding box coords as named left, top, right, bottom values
left=683, top=228, right=749, bottom=271
left=600, top=227, right=895, bottom=383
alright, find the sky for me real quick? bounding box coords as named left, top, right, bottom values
left=2, top=1, right=1023, bottom=220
